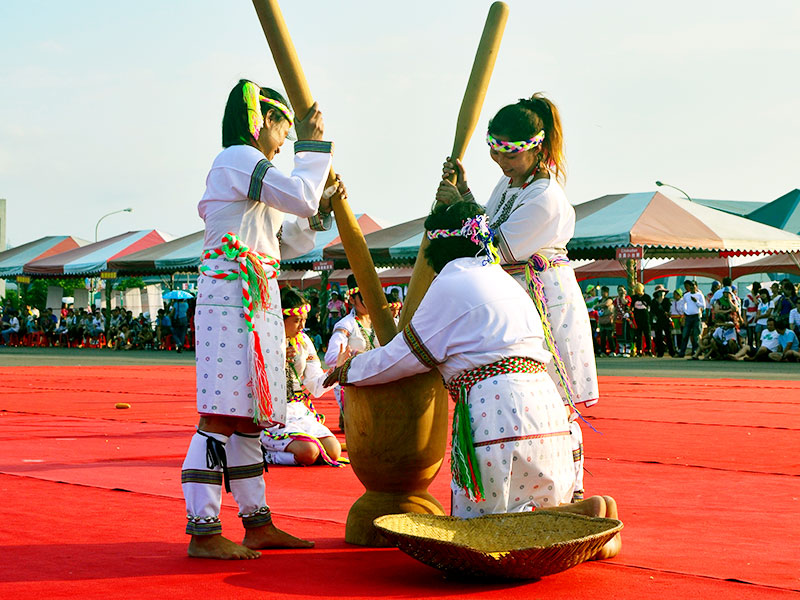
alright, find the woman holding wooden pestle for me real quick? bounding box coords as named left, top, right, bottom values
left=437, top=94, right=598, bottom=502
left=182, top=78, right=343, bottom=560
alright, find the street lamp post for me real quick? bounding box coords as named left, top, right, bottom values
left=92, top=208, right=133, bottom=325
left=95, top=207, right=133, bottom=242
left=655, top=181, right=692, bottom=203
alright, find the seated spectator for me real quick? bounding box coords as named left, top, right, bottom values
left=54, top=318, right=70, bottom=347
left=770, top=318, right=800, bottom=362
left=746, top=317, right=780, bottom=361
left=25, top=312, right=40, bottom=337
left=39, top=308, right=57, bottom=345
left=710, top=319, right=749, bottom=361
left=137, top=313, right=154, bottom=349
left=691, top=323, right=715, bottom=360
left=1, top=310, right=20, bottom=344
left=113, top=325, right=132, bottom=351
left=789, top=298, right=800, bottom=336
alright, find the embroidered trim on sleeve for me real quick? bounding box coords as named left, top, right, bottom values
left=308, top=211, right=332, bottom=231
left=294, top=140, right=333, bottom=154
left=494, top=227, right=516, bottom=263
left=248, top=158, right=273, bottom=201
left=402, top=323, right=443, bottom=369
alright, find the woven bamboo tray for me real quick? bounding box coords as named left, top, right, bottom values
left=373, top=510, right=623, bottom=580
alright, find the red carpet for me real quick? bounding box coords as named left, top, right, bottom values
left=1, top=366, right=799, bottom=599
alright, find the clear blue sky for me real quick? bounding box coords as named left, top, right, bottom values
left=1, top=0, right=798, bottom=246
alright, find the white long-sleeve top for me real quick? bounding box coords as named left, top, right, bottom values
left=344, top=257, right=552, bottom=387
left=198, top=142, right=333, bottom=260
left=324, top=310, right=379, bottom=367
left=469, top=176, right=575, bottom=263
left=679, top=291, right=707, bottom=316
left=289, top=332, right=331, bottom=397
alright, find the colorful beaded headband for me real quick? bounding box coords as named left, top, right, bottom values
left=486, top=129, right=545, bottom=153
left=426, top=215, right=500, bottom=265
left=345, top=287, right=360, bottom=301
left=390, top=301, right=403, bottom=310
left=282, top=304, right=310, bottom=317
left=243, top=81, right=295, bottom=141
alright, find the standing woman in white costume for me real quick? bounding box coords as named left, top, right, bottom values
left=438, top=93, right=598, bottom=500
left=182, top=79, right=342, bottom=560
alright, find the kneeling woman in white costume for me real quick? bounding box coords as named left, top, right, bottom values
left=261, top=287, right=348, bottom=467
left=182, top=79, right=342, bottom=560
left=325, top=204, right=617, bottom=532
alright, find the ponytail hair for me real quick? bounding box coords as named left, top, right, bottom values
left=221, top=79, right=292, bottom=148
left=488, top=92, right=566, bottom=184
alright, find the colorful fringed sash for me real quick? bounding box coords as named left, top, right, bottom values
left=198, top=232, right=280, bottom=423
left=444, top=356, right=547, bottom=503
left=520, top=253, right=578, bottom=409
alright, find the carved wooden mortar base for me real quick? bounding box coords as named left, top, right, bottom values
left=343, top=370, right=449, bottom=547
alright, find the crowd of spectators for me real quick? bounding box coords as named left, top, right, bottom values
left=585, top=277, right=800, bottom=363
left=0, top=298, right=195, bottom=352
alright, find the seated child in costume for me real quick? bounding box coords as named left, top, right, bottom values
left=260, top=287, right=349, bottom=467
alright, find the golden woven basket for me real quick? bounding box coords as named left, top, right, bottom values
left=373, top=510, right=623, bottom=580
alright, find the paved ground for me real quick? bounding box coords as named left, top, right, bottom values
left=1, top=346, right=797, bottom=379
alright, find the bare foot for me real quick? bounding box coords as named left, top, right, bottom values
left=591, top=495, right=622, bottom=560
left=243, top=522, right=315, bottom=549
left=549, top=495, right=605, bottom=518
left=188, top=534, right=262, bottom=559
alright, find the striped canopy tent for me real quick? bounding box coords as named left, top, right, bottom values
left=0, top=235, right=89, bottom=278
left=108, top=230, right=203, bottom=274
left=573, top=259, right=638, bottom=282
left=283, top=214, right=383, bottom=268
left=732, top=252, right=800, bottom=279
left=24, top=230, right=172, bottom=277
left=643, top=257, right=735, bottom=283
left=568, top=191, right=800, bottom=260
left=692, top=198, right=766, bottom=216
left=108, top=215, right=383, bottom=276
left=324, top=216, right=425, bottom=266
left=744, top=189, right=800, bottom=234
left=278, top=266, right=414, bottom=290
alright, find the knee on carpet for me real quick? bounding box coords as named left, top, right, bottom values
left=292, top=441, right=320, bottom=466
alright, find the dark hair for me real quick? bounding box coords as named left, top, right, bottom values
left=722, top=277, right=732, bottom=286
left=423, top=202, right=487, bottom=273
left=776, top=318, right=789, bottom=330
left=346, top=274, right=362, bottom=302
left=488, top=93, right=566, bottom=184
left=601, top=286, right=610, bottom=293
left=280, top=286, right=305, bottom=317
left=222, top=79, right=291, bottom=148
